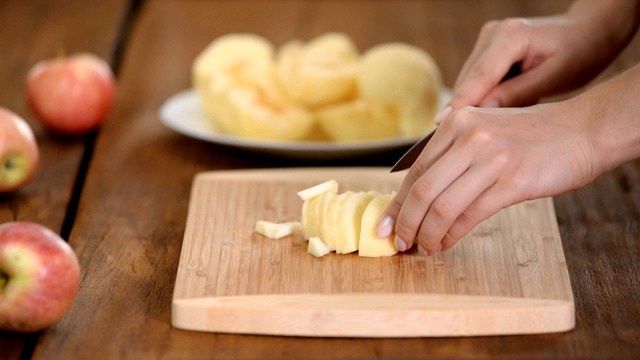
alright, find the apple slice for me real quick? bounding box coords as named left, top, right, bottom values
left=301, top=198, right=317, bottom=240
left=308, top=236, right=330, bottom=257
left=297, top=179, right=338, bottom=201
left=313, top=191, right=337, bottom=251
left=300, top=180, right=338, bottom=240
left=321, top=191, right=346, bottom=252
left=359, top=193, right=398, bottom=257
left=334, top=191, right=378, bottom=254
left=254, top=220, right=301, bottom=239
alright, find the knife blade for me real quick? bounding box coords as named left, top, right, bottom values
left=389, top=62, right=522, bottom=173
left=390, top=128, right=436, bottom=172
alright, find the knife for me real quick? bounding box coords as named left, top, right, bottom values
left=390, top=62, right=522, bottom=173
left=390, top=128, right=436, bottom=172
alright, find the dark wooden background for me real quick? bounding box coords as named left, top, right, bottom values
left=1, top=1, right=638, bottom=359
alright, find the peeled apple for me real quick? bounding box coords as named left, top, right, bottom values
left=193, top=32, right=442, bottom=142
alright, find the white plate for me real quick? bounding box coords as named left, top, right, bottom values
left=159, top=89, right=450, bottom=160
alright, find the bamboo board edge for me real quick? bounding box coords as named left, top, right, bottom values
left=172, top=293, right=575, bottom=337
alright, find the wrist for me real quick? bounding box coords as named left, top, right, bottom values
left=574, top=64, right=640, bottom=174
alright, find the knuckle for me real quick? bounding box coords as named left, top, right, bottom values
left=417, top=234, right=439, bottom=251
left=410, top=178, right=434, bottom=203
left=467, top=126, right=494, bottom=147
left=458, top=206, right=479, bottom=226
left=431, top=196, right=456, bottom=221
left=479, top=20, right=499, bottom=38
left=490, top=150, right=512, bottom=170
left=499, top=17, right=528, bottom=34
left=407, top=160, right=427, bottom=183
left=446, top=107, right=472, bottom=129
left=509, top=172, right=531, bottom=197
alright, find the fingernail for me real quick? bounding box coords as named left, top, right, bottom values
left=417, top=244, right=428, bottom=256
left=434, top=106, right=452, bottom=125
left=437, top=243, right=443, bottom=251
left=394, top=235, right=407, bottom=252
left=481, top=100, right=499, bottom=108
left=376, top=216, right=394, bottom=239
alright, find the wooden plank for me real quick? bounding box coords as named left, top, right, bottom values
left=0, top=0, right=127, bottom=358
left=171, top=168, right=573, bottom=337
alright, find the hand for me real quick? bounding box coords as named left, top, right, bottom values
left=443, top=2, right=639, bottom=114
left=378, top=101, right=602, bottom=255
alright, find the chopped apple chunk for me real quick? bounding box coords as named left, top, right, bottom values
left=308, top=236, right=330, bottom=257
left=254, top=220, right=302, bottom=239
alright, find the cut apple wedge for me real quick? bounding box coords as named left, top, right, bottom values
left=359, top=193, right=398, bottom=257
left=334, top=191, right=377, bottom=254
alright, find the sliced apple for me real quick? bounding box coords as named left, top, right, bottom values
left=334, top=191, right=378, bottom=254
left=359, top=193, right=398, bottom=257
left=322, top=191, right=348, bottom=252
left=254, top=220, right=302, bottom=239
left=299, top=180, right=338, bottom=240
left=297, top=179, right=338, bottom=201
left=313, top=191, right=337, bottom=251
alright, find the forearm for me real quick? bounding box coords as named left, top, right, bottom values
left=576, top=62, right=640, bottom=174
left=568, top=0, right=640, bottom=61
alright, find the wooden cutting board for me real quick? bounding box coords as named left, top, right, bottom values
left=172, top=168, right=574, bottom=337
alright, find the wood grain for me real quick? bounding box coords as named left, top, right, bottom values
left=171, top=168, right=573, bottom=337
left=0, top=1, right=127, bottom=358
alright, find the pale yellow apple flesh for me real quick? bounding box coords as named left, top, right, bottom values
left=358, top=193, right=398, bottom=257
left=254, top=221, right=301, bottom=239
left=296, top=181, right=398, bottom=257
left=308, top=236, right=330, bottom=257
left=193, top=33, right=442, bottom=142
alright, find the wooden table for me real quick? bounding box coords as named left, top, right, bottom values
left=1, top=1, right=638, bottom=358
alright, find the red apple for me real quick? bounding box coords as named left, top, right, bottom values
left=0, top=107, right=39, bottom=193
left=0, top=222, right=80, bottom=332
left=26, top=53, right=116, bottom=135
